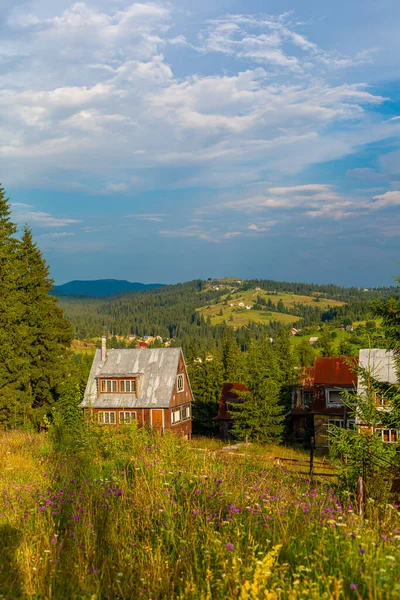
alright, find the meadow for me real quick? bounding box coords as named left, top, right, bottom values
left=1, top=428, right=399, bottom=599
left=197, top=289, right=344, bottom=328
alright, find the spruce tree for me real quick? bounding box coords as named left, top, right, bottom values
left=0, top=186, right=25, bottom=426
left=19, top=226, right=73, bottom=425
left=232, top=339, right=284, bottom=442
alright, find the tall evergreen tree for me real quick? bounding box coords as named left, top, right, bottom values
left=19, top=226, right=73, bottom=425
left=296, top=337, right=316, bottom=367
left=189, top=346, right=223, bottom=436
left=0, top=186, right=25, bottom=426
left=231, top=339, right=284, bottom=442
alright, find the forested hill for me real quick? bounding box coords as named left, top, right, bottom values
left=58, top=277, right=398, bottom=350
left=52, top=279, right=164, bottom=297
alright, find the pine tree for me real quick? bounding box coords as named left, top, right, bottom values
left=220, top=327, right=244, bottom=382
left=0, top=186, right=25, bottom=426
left=231, top=339, right=284, bottom=442
left=19, top=226, right=73, bottom=426
left=188, top=346, right=223, bottom=436
left=296, top=337, right=316, bottom=366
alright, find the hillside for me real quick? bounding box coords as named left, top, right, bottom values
left=58, top=277, right=398, bottom=351
left=198, top=287, right=345, bottom=328
left=52, top=279, right=164, bottom=297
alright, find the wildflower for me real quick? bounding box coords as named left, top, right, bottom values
left=359, top=548, right=365, bottom=555
left=381, top=534, right=387, bottom=541
left=350, top=583, right=358, bottom=590
left=193, top=509, right=199, bottom=515
left=225, top=543, right=234, bottom=551
left=350, top=533, right=356, bottom=539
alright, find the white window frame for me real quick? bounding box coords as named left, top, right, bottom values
left=120, top=380, right=137, bottom=394
left=326, top=388, right=344, bottom=407
left=98, top=411, right=116, bottom=425
left=119, top=411, right=137, bottom=424
left=177, top=374, right=184, bottom=393
left=172, top=407, right=181, bottom=424
left=375, top=428, right=399, bottom=443
left=328, top=417, right=355, bottom=430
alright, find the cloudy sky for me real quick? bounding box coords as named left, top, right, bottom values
left=1, top=0, right=399, bottom=286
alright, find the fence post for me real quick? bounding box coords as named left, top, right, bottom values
left=309, top=438, right=314, bottom=478
left=357, top=455, right=367, bottom=517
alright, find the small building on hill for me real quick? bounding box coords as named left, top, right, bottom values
left=215, top=382, right=249, bottom=440
left=80, top=337, right=192, bottom=437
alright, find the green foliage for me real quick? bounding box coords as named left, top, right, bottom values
left=337, top=340, right=354, bottom=356
left=296, top=337, right=316, bottom=366
left=231, top=339, right=284, bottom=443
left=0, top=186, right=73, bottom=429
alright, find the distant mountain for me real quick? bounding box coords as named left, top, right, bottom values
left=51, top=279, right=164, bottom=297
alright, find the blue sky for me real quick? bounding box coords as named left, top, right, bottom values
left=1, top=0, right=399, bottom=286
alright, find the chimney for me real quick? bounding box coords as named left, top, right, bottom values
left=101, top=335, right=107, bottom=362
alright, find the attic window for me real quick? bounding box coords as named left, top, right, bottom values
left=177, top=374, right=184, bottom=393
left=100, top=380, right=118, bottom=393
left=120, top=380, right=137, bottom=393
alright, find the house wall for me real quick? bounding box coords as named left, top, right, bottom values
left=170, top=353, right=193, bottom=408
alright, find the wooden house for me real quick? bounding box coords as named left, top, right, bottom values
left=291, top=357, right=357, bottom=448
left=80, top=337, right=192, bottom=438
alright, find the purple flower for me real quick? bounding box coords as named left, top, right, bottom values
left=193, top=509, right=199, bottom=516
left=350, top=533, right=356, bottom=539
left=350, top=583, right=358, bottom=590
left=225, top=543, right=234, bottom=551
left=381, top=534, right=387, bottom=541
left=359, top=548, right=365, bottom=555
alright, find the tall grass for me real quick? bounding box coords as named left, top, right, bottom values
left=0, top=427, right=399, bottom=599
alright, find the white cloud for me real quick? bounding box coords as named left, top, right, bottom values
left=12, top=207, right=82, bottom=227
left=106, top=182, right=128, bottom=193
left=39, top=231, right=75, bottom=238
left=370, top=190, right=400, bottom=210
left=0, top=2, right=394, bottom=197
left=127, top=213, right=167, bottom=222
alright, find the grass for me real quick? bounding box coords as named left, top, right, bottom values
left=1, top=427, right=400, bottom=599
left=198, top=288, right=344, bottom=328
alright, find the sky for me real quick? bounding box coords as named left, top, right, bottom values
left=1, top=0, right=399, bottom=287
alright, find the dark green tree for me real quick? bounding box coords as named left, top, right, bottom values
left=337, top=339, right=353, bottom=356
left=231, top=339, right=284, bottom=442
left=296, top=337, right=316, bottom=367
left=0, top=187, right=26, bottom=426
left=18, top=226, right=73, bottom=426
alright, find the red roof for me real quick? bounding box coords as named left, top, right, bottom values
left=313, top=357, right=357, bottom=386
left=299, top=366, right=314, bottom=387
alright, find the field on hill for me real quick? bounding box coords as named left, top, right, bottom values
left=1, top=428, right=399, bottom=599
left=198, top=287, right=344, bottom=328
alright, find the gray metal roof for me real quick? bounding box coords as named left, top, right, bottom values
left=80, top=347, right=183, bottom=409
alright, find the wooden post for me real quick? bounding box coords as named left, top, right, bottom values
left=357, top=455, right=367, bottom=517
left=309, top=438, right=314, bottom=478
left=357, top=476, right=366, bottom=517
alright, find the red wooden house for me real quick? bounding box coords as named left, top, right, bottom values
left=291, top=357, right=357, bottom=448
left=80, top=337, right=193, bottom=438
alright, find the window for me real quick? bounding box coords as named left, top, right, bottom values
left=177, top=374, right=184, bottom=393
left=120, top=380, right=137, bottom=393
left=172, top=407, right=181, bottom=424
left=100, top=379, right=121, bottom=393
left=326, top=389, right=344, bottom=406
left=303, top=392, right=312, bottom=409
left=376, top=428, right=398, bottom=443
left=98, top=411, right=116, bottom=425
left=182, top=404, right=191, bottom=420
left=119, top=412, right=136, bottom=424
left=328, top=418, right=355, bottom=430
